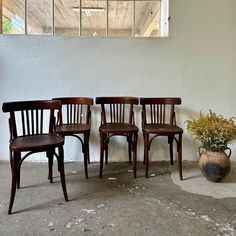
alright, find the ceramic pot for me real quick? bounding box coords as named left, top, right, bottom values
left=198, top=148, right=231, bottom=182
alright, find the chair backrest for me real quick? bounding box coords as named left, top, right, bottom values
left=53, top=97, right=93, bottom=125
left=2, top=100, right=61, bottom=139
left=140, top=97, right=182, bottom=125
left=96, top=97, right=139, bottom=124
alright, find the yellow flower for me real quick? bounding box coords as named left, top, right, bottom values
left=185, top=111, right=236, bottom=152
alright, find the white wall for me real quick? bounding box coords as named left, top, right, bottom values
left=0, top=0, right=236, bottom=162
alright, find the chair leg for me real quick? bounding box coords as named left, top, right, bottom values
left=8, top=152, right=20, bottom=215
left=105, top=135, right=109, bottom=165
left=144, top=133, right=149, bottom=178
left=168, top=136, right=174, bottom=166
left=142, top=133, right=145, bottom=165
left=83, top=133, right=89, bottom=179
left=178, top=134, right=183, bottom=180
left=128, top=134, right=132, bottom=165
left=99, top=133, right=105, bottom=178
left=57, top=146, right=68, bottom=202
left=133, top=133, right=138, bottom=178
left=9, top=150, right=13, bottom=171
left=87, top=132, right=91, bottom=164
left=47, top=150, right=54, bottom=183
left=16, top=153, right=21, bottom=189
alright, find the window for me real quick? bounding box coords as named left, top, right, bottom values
left=0, top=0, right=169, bottom=37
left=2, top=0, right=25, bottom=34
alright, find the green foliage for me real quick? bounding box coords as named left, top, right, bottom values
left=2, top=16, right=17, bottom=34
left=186, top=111, right=236, bottom=152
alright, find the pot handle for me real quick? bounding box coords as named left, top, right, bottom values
left=225, top=147, right=231, bottom=158
left=198, top=146, right=205, bottom=155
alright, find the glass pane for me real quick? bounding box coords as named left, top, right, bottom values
left=2, top=0, right=25, bottom=34
left=81, top=0, right=106, bottom=37
left=27, top=0, right=52, bottom=34
left=108, top=0, right=133, bottom=37
left=54, top=0, right=80, bottom=36
left=135, top=0, right=161, bottom=37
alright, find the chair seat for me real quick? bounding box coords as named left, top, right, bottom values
left=142, top=124, right=183, bottom=135
left=99, top=123, right=138, bottom=134
left=10, top=134, right=64, bottom=152
left=55, top=124, right=90, bottom=135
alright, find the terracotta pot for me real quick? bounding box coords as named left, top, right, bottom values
left=198, top=148, right=231, bottom=182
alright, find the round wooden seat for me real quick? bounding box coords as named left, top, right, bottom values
left=142, top=124, right=183, bottom=135
left=10, top=134, right=64, bottom=152
left=56, top=124, right=90, bottom=135
left=99, top=123, right=138, bottom=134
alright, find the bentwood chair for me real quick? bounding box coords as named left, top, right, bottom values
left=96, top=97, right=139, bottom=178
left=2, top=100, right=68, bottom=214
left=53, top=97, right=93, bottom=179
left=140, top=97, right=183, bottom=180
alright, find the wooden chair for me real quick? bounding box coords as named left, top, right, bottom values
left=2, top=100, right=68, bottom=215
left=53, top=97, right=93, bottom=179
left=96, top=97, right=139, bottom=178
left=140, top=97, right=183, bottom=180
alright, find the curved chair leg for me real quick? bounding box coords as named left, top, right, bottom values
left=47, top=150, right=54, bottom=183
left=99, top=133, right=105, bottom=178
left=57, top=146, right=68, bottom=201
left=178, top=134, right=183, bottom=180
left=8, top=152, right=20, bottom=214
left=168, top=136, right=174, bottom=166
left=128, top=134, right=132, bottom=165
left=144, top=133, right=150, bottom=178
left=133, top=132, right=138, bottom=178
left=83, top=133, right=89, bottom=179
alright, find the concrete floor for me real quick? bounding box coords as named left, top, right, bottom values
left=0, top=160, right=235, bottom=236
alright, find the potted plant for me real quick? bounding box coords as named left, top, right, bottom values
left=186, top=110, right=236, bottom=182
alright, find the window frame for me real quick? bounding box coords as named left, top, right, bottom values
left=0, top=0, right=2, bottom=34
left=0, top=0, right=169, bottom=37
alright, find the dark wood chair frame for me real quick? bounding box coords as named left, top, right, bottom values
left=2, top=100, right=68, bottom=214
left=53, top=97, right=93, bottom=179
left=140, top=97, right=183, bottom=180
left=96, top=97, right=139, bottom=178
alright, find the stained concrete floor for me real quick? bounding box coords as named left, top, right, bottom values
left=0, top=160, right=236, bottom=236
